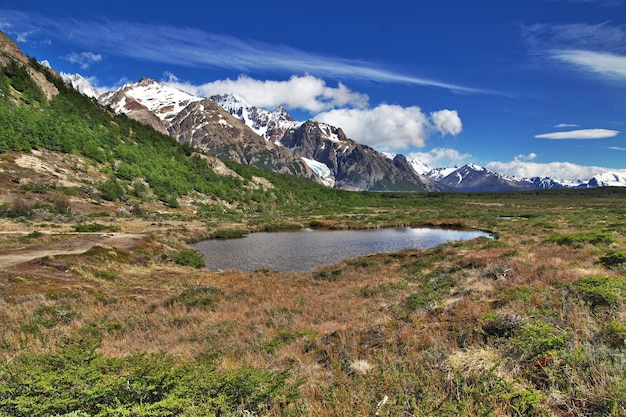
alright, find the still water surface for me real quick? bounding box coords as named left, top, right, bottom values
left=191, top=227, right=491, bottom=272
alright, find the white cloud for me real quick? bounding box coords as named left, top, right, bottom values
left=554, top=123, right=578, bottom=128
left=314, top=105, right=462, bottom=150
left=407, top=148, right=472, bottom=168
left=63, top=51, right=103, bottom=70
left=552, top=50, right=626, bottom=80
left=166, top=74, right=369, bottom=113
left=166, top=74, right=462, bottom=150
left=487, top=159, right=626, bottom=181
left=430, top=110, right=463, bottom=136
left=535, top=128, right=620, bottom=139
left=514, top=152, right=538, bottom=162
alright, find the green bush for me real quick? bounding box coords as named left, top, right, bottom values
left=210, top=229, right=249, bottom=239
left=513, top=321, right=571, bottom=358
left=73, top=223, right=119, bottom=233
left=548, top=230, right=617, bottom=246
left=167, top=249, right=205, bottom=269
left=599, top=250, right=626, bottom=269
left=167, top=286, right=223, bottom=309
left=570, top=275, right=626, bottom=308
left=605, top=321, right=626, bottom=348
left=405, top=269, right=454, bottom=311
left=312, top=268, right=342, bottom=282
left=0, top=338, right=299, bottom=416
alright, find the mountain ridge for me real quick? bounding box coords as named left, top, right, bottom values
left=67, top=72, right=626, bottom=192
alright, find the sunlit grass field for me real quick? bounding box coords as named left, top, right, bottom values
left=1, top=188, right=625, bottom=416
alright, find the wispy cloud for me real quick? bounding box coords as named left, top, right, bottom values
left=523, top=22, right=626, bottom=81
left=551, top=50, right=626, bottom=79
left=63, top=52, right=103, bottom=70
left=0, top=9, right=486, bottom=94
left=523, top=22, right=626, bottom=52
left=555, top=123, right=579, bottom=128
left=535, top=128, right=620, bottom=139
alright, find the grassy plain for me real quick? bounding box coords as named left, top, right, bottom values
left=1, top=188, right=626, bottom=416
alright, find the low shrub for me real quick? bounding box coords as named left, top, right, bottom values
left=73, top=223, right=119, bottom=233
left=513, top=321, right=572, bottom=358
left=570, top=275, right=626, bottom=308
left=548, top=230, right=616, bottom=246
left=405, top=269, right=454, bottom=312
left=605, top=320, right=626, bottom=348
left=598, top=250, right=626, bottom=269
left=167, top=249, right=205, bottom=268
left=210, top=229, right=249, bottom=239
left=312, top=268, right=342, bottom=282
left=167, top=286, right=224, bottom=309
left=0, top=338, right=299, bottom=416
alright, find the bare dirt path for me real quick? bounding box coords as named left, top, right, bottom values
left=0, top=233, right=145, bottom=270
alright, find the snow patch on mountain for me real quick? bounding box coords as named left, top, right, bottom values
left=99, top=78, right=201, bottom=121
left=60, top=72, right=99, bottom=98
left=212, top=93, right=300, bottom=141
left=318, top=123, right=343, bottom=143
left=302, top=157, right=335, bottom=187
left=425, top=167, right=458, bottom=181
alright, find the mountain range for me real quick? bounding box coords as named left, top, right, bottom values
left=63, top=74, right=626, bottom=192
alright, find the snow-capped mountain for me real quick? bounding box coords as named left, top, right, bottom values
left=427, top=164, right=535, bottom=192
left=52, top=72, right=624, bottom=193
left=99, top=78, right=201, bottom=122
left=211, top=93, right=301, bottom=142
left=97, top=78, right=321, bottom=184
left=586, top=172, right=626, bottom=188
left=420, top=164, right=626, bottom=192
left=280, top=121, right=435, bottom=191
left=60, top=72, right=99, bottom=98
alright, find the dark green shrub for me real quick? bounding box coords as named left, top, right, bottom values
left=599, top=250, right=626, bottom=269
left=167, top=286, right=223, bottom=309
left=73, top=223, right=118, bottom=233
left=548, top=230, right=616, bottom=246
left=0, top=338, right=299, bottom=416
left=263, top=329, right=315, bottom=354
left=210, top=229, right=249, bottom=239
left=513, top=321, right=572, bottom=358
left=605, top=321, right=626, bottom=348
left=20, top=182, right=53, bottom=194
left=570, top=275, right=626, bottom=308
left=405, top=269, right=453, bottom=311
left=167, top=249, right=205, bottom=268
left=312, top=269, right=343, bottom=281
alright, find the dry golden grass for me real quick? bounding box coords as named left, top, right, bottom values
left=1, top=189, right=626, bottom=415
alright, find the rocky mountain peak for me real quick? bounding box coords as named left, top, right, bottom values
left=211, top=94, right=300, bottom=142
left=0, top=30, right=59, bottom=100
left=99, top=78, right=200, bottom=122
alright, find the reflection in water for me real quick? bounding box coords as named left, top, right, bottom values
left=191, top=227, right=491, bottom=273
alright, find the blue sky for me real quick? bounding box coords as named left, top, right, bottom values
left=1, top=0, right=625, bottom=179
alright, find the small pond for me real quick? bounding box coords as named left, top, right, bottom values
left=191, top=227, right=492, bottom=273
